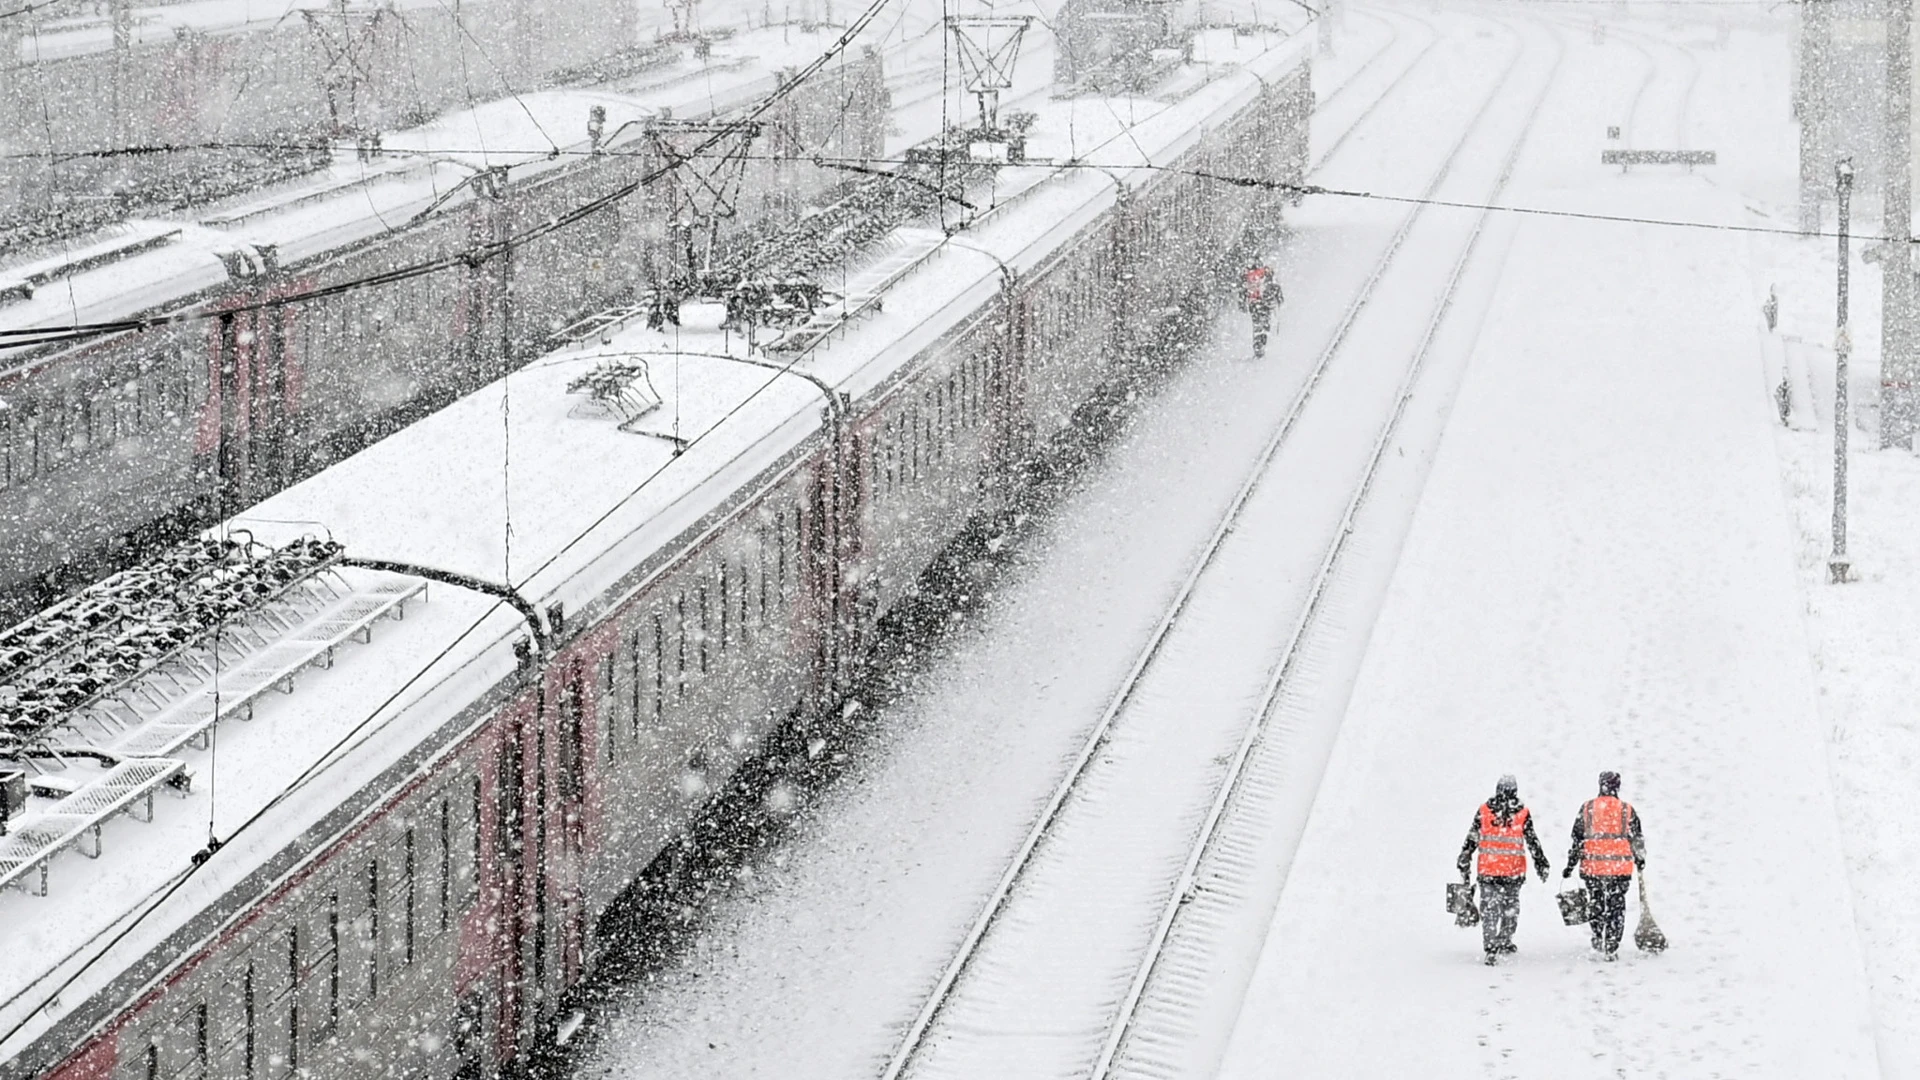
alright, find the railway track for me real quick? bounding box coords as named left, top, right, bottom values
left=1105, top=14, right=1567, bottom=1077
left=877, top=12, right=1565, bottom=1080
left=1564, top=7, right=1700, bottom=152
left=1310, top=5, right=1441, bottom=170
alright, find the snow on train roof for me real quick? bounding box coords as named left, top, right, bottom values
left=0, top=23, right=864, bottom=349
left=18, top=0, right=549, bottom=64
left=0, top=31, right=1310, bottom=1065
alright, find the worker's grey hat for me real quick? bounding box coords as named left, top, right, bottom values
left=1496, top=774, right=1518, bottom=796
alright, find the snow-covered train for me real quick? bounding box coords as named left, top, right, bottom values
left=0, top=25, right=1311, bottom=1080
left=1, top=0, right=642, bottom=230
left=0, top=26, right=888, bottom=619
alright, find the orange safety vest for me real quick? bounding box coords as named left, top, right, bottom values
left=1476, top=804, right=1530, bottom=877
left=1244, top=267, right=1273, bottom=302
left=1581, top=796, right=1636, bottom=877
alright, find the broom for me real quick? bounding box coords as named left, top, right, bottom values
left=1634, top=872, right=1668, bottom=953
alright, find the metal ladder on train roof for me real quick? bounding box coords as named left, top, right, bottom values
left=82, top=574, right=426, bottom=760
left=0, top=758, right=186, bottom=896
left=771, top=228, right=951, bottom=354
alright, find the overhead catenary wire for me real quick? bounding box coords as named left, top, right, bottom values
left=0, top=149, right=1882, bottom=356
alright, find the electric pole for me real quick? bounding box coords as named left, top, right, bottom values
left=1885, top=0, right=1919, bottom=446
left=1834, top=158, right=1856, bottom=584
left=1799, top=0, right=1833, bottom=234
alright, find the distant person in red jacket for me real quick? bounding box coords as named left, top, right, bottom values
left=1458, top=774, right=1551, bottom=965
left=1562, top=770, right=1647, bottom=960
left=1242, top=262, right=1281, bottom=358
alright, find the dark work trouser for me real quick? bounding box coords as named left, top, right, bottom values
left=1479, top=875, right=1523, bottom=954
left=1584, top=874, right=1633, bottom=953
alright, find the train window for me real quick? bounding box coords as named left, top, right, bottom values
left=882, top=421, right=894, bottom=494
left=273, top=1001, right=298, bottom=1079
left=675, top=595, right=688, bottom=698
left=469, top=777, right=484, bottom=890
left=775, top=513, right=789, bottom=600
left=757, top=531, right=771, bottom=626
left=439, top=801, right=454, bottom=933
left=733, top=556, right=749, bottom=637
left=274, top=929, right=300, bottom=1078
left=243, top=965, right=257, bottom=1078
left=601, top=652, right=620, bottom=762
left=652, top=613, right=667, bottom=723
left=205, top=962, right=246, bottom=1064
left=366, top=860, right=380, bottom=1000
left=625, top=626, right=643, bottom=737
left=696, top=583, right=711, bottom=674
left=908, top=407, right=920, bottom=482
left=442, top=781, right=473, bottom=919
left=195, top=1003, right=210, bottom=1073
left=326, top=896, right=342, bottom=1034
left=402, top=828, right=417, bottom=966
left=561, top=681, right=587, bottom=802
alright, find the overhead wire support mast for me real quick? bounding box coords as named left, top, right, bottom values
left=946, top=15, right=1032, bottom=132
left=645, top=118, right=762, bottom=305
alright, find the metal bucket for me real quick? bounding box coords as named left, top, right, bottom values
left=1446, top=881, right=1479, bottom=927
left=1557, top=886, right=1590, bottom=926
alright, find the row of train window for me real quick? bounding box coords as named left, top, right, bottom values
left=869, top=344, right=1001, bottom=500
left=125, top=785, right=480, bottom=1080
left=1025, top=243, right=1112, bottom=362
left=596, top=501, right=807, bottom=754
left=0, top=349, right=196, bottom=489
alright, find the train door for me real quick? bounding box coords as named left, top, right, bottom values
left=527, top=687, right=550, bottom=1035
left=992, top=292, right=1035, bottom=481
left=492, top=707, right=528, bottom=1067
left=213, top=311, right=246, bottom=515
left=554, top=663, right=590, bottom=988
left=208, top=250, right=301, bottom=512
left=804, top=460, right=845, bottom=705
left=836, top=428, right=874, bottom=678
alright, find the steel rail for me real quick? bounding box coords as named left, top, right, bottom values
left=878, top=14, right=1529, bottom=1080
left=1308, top=6, right=1443, bottom=172
left=1311, top=6, right=1404, bottom=111
left=1092, top=14, right=1567, bottom=1077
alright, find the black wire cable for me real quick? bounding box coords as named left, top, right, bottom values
left=0, top=148, right=1878, bottom=355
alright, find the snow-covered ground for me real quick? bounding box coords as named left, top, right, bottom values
left=1755, top=113, right=1920, bottom=1080
left=1220, top=10, right=1888, bottom=1079
left=560, top=4, right=1920, bottom=1078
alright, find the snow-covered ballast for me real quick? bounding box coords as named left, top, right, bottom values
left=0, top=29, right=1311, bottom=1080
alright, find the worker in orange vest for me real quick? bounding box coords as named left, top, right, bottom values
left=1561, top=770, right=1647, bottom=960
left=1457, top=775, right=1551, bottom=965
